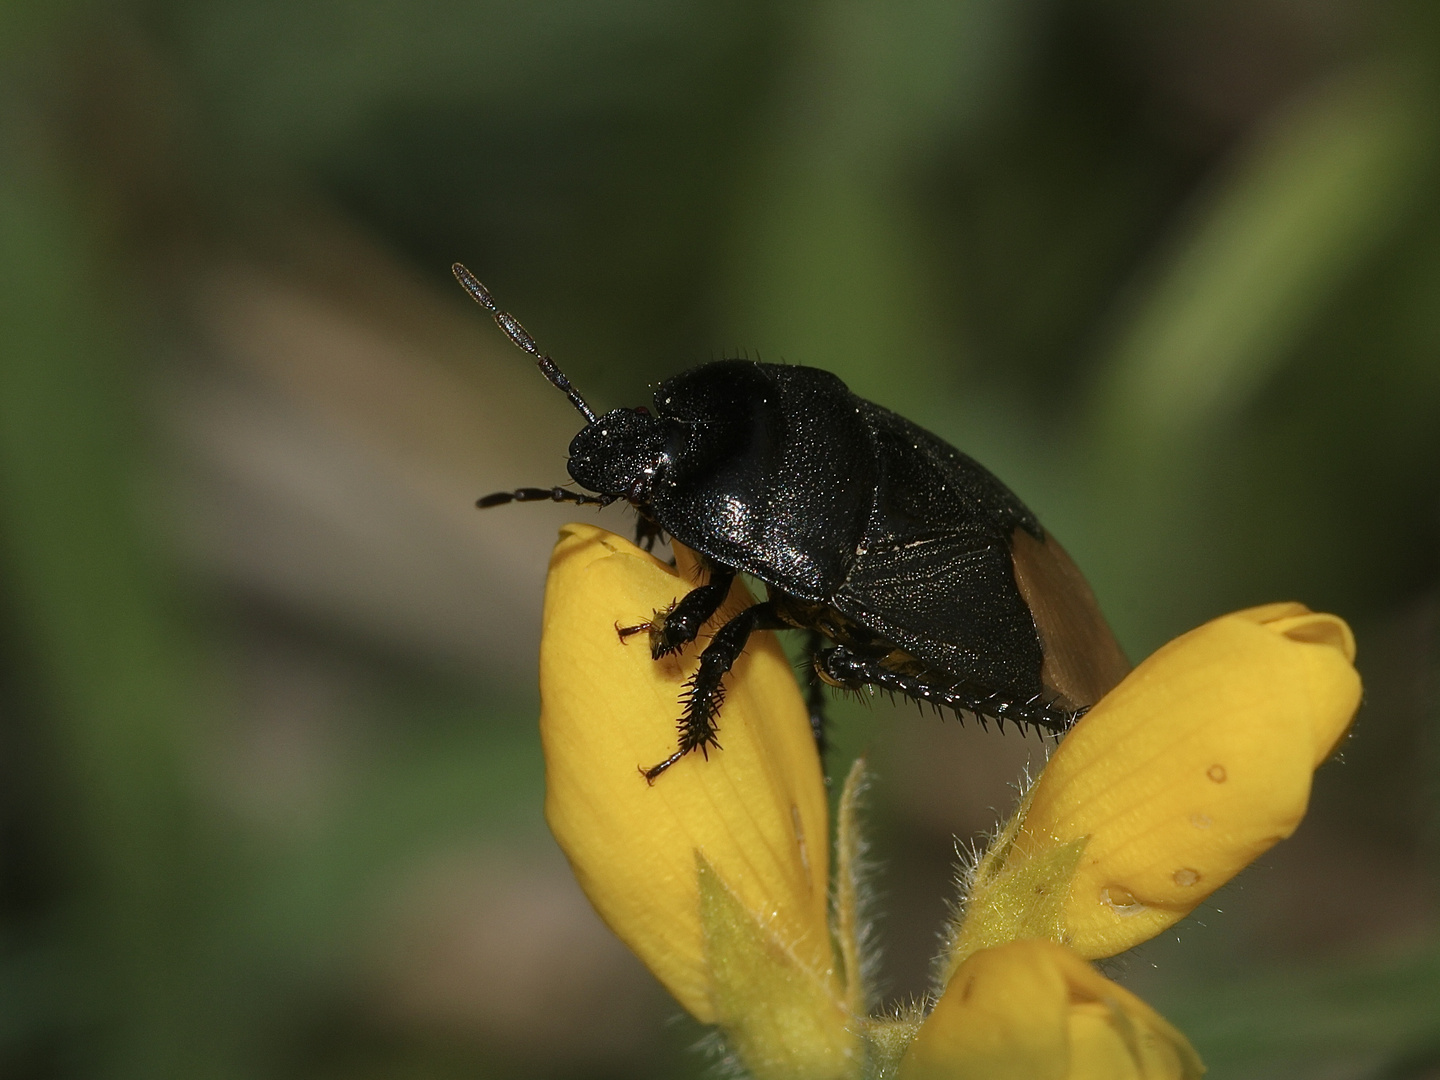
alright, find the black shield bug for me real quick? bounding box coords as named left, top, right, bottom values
left=455, top=263, right=1131, bottom=782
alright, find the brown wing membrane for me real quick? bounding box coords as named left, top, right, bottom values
left=1009, top=528, right=1130, bottom=710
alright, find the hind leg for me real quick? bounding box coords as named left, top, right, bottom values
left=815, top=646, right=1076, bottom=735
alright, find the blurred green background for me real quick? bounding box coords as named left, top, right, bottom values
left=2, top=0, right=1440, bottom=1076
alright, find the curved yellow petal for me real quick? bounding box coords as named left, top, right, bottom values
left=1023, top=603, right=1361, bottom=958
left=539, top=524, right=834, bottom=1022
left=898, top=941, right=1202, bottom=1080
left=899, top=941, right=1070, bottom=1080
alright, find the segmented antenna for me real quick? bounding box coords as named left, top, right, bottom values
left=451, top=263, right=598, bottom=424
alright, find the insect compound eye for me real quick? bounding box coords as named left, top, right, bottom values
left=634, top=405, right=650, bottom=416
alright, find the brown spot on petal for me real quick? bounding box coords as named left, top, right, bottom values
left=1173, top=868, right=1201, bottom=887
left=1207, top=764, right=1227, bottom=783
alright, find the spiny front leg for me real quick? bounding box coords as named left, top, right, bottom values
left=815, top=646, right=1078, bottom=735
left=641, top=600, right=787, bottom=783
left=617, top=566, right=736, bottom=659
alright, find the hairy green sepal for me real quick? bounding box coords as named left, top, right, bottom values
left=698, top=853, right=860, bottom=1080
left=936, top=799, right=1089, bottom=988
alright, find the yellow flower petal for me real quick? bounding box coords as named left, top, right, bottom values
left=898, top=940, right=1203, bottom=1080
left=1022, top=603, right=1361, bottom=958
left=539, top=524, right=835, bottom=1022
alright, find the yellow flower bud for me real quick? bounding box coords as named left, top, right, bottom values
left=898, top=940, right=1203, bottom=1080
left=1021, top=602, right=1361, bottom=958
left=539, top=525, right=847, bottom=1063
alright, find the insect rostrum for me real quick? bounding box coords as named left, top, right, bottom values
left=456, top=263, right=1131, bottom=782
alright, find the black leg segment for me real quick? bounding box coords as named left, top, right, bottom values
left=616, top=567, right=738, bottom=658
left=642, top=600, right=788, bottom=782
left=815, top=646, right=1078, bottom=735
left=802, top=630, right=830, bottom=755
left=650, top=568, right=737, bottom=659
left=633, top=514, right=665, bottom=552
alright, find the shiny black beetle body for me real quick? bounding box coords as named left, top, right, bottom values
left=456, top=264, right=1130, bottom=781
